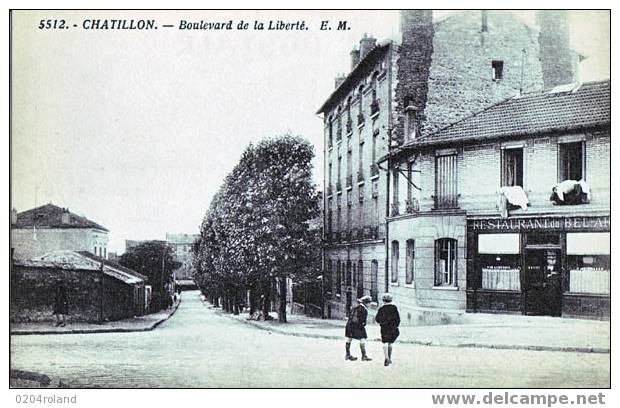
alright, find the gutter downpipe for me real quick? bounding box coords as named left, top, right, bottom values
left=384, top=42, right=393, bottom=295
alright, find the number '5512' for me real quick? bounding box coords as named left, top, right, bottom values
left=38, top=19, right=67, bottom=29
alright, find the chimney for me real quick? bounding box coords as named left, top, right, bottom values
left=350, top=48, right=360, bottom=70
left=396, top=10, right=434, bottom=142
left=335, top=73, right=346, bottom=89
left=10, top=208, right=17, bottom=225
left=537, top=10, right=575, bottom=88
left=61, top=208, right=70, bottom=224
left=359, top=33, right=377, bottom=59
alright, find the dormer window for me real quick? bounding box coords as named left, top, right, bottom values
left=492, top=60, right=504, bottom=81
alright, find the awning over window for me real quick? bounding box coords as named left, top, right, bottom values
left=478, top=233, right=520, bottom=254
left=566, top=233, right=610, bottom=255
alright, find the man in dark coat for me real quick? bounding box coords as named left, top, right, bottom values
left=375, top=293, right=400, bottom=366
left=345, top=295, right=372, bottom=361
left=53, top=279, right=68, bottom=327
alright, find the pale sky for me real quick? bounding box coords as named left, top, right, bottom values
left=10, top=10, right=610, bottom=253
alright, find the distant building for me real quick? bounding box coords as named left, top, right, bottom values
left=10, top=250, right=148, bottom=323
left=11, top=203, right=109, bottom=261
left=165, top=233, right=200, bottom=280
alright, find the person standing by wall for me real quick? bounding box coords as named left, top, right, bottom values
left=344, top=295, right=373, bottom=361
left=53, top=279, right=69, bottom=327
left=375, top=293, right=400, bottom=366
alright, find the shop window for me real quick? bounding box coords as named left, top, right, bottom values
left=370, top=260, right=378, bottom=301
left=501, top=148, right=523, bottom=187
left=406, top=240, right=415, bottom=284
left=558, top=141, right=584, bottom=182
left=435, top=238, right=457, bottom=286
left=567, top=232, right=610, bottom=294
left=478, top=232, right=521, bottom=291
left=435, top=154, right=458, bottom=209
left=391, top=241, right=399, bottom=283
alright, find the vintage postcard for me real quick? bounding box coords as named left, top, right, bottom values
left=8, top=6, right=611, bottom=400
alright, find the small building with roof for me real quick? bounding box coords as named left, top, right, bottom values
left=10, top=203, right=109, bottom=261
left=10, top=250, right=149, bottom=323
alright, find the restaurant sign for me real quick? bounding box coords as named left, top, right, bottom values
left=469, top=216, right=610, bottom=232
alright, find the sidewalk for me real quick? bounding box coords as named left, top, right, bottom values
left=10, top=296, right=181, bottom=336
left=205, top=300, right=610, bottom=354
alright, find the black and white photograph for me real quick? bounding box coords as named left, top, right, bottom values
left=7, top=4, right=611, bottom=398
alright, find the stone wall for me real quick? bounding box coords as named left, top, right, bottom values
left=10, top=265, right=140, bottom=323
left=424, top=10, right=545, bottom=134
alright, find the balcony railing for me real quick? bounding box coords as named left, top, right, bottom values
left=370, top=99, right=380, bottom=116
left=433, top=194, right=460, bottom=210
left=336, top=126, right=342, bottom=141
left=390, top=203, right=400, bottom=217
left=405, top=198, right=419, bottom=214
left=370, top=163, right=379, bottom=177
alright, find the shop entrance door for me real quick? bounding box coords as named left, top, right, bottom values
left=523, top=248, right=562, bottom=316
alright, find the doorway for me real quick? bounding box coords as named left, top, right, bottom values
left=523, top=248, right=562, bottom=316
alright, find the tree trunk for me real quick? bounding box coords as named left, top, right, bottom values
left=278, top=277, right=287, bottom=323
left=249, top=284, right=257, bottom=316
left=261, top=279, right=271, bottom=318
left=233, top=286, right=240, bottom=315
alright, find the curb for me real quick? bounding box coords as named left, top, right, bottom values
left=10, top=295, right=182, bottom=336
left=205, top=301, right=610, bottom=354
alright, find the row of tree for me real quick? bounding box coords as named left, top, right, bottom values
left=192, top=135, right=321, bottom=323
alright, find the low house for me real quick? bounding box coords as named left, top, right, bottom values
left=10, top=251, right=148, bottom=323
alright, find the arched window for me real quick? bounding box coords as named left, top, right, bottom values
left=406, top=239, right=415, bottom=284
left=435, top=238, right=457, bottom=286
left=391, top=240, right=399, bottom=283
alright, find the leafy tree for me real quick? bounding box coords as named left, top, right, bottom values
left=194, top=134, right=320, bottom=323
left=119, top=241, right=180, bottom=312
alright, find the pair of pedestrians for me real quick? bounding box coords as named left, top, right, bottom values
left=344, top=293, right=400, bottom=366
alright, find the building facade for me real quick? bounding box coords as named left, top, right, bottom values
left=11, top=204, right=109, bottom=261
left=165, top=233, right=200, bottom=280
left=318, top=10, right=572, bottom=319
left=386, top=80, right=610, bottom=319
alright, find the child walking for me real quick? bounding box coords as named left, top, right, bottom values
left=375, top=293, right=400, bottom=366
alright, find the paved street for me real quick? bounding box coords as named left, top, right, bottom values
left=10, top=291, right=610, bottom=388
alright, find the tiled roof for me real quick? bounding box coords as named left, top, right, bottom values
left=16, top=250, right=147, bottom=285
left=412, top=80, right=610, bottom=147
left=13, top=204, right=109, bottom=232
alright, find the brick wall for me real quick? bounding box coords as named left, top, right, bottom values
left=10, top=265, right=140, bottom=323
left=424, top=10, right=544, bottom=134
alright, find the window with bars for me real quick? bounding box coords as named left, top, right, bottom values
left=435, top=238, right=457, bottom=287
left=357, top=260, right=364, bottom=298
left=435, top=154, right=458, bottom=209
